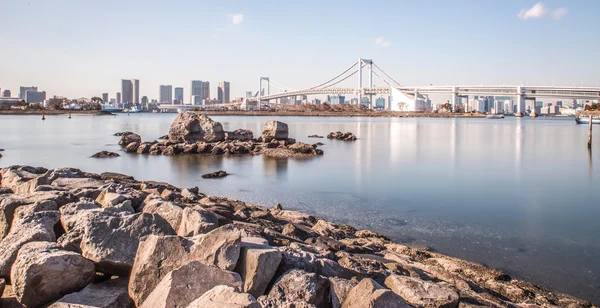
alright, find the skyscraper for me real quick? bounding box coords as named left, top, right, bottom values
left=121, top=79, right=139, bottom=106
left=218, top=81, right=230, bottom=104
left=174, top=87, right=184, bottom=104
left=2, top=90, right=10, bottom=97
left=116, top=92, right=121, bottom=106
left=19, top=86, right=37, bottom=99
left=201, top=81, right=210, bottom=100
left=160, top=85, right=173, bottom=104
left=25, top=91, right=46, bottom=104
left=102, top=93, right=109, bottom=104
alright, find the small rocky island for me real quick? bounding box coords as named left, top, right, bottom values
left=0, top=165, right=592, bottom=307
left=327, top=132, right=357, bottom=141
left=117, top=112, right=323, bottom=158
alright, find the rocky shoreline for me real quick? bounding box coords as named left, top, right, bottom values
left=0, top=165, right=593, bottom=307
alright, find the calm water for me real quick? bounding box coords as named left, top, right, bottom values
left=1, top=114, right=599, bottom=304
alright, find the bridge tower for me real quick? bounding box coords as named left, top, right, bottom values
left=516, top=86, right=525, bottom=116
left=358, top=58, right=373, bottom=107
left=258, top=77, right=270, bottom=107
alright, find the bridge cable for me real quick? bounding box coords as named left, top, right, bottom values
left=309, top=62, right=358, bottom=89
left=373, top=63, right=403, bottom=87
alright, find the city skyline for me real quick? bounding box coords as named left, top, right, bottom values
left=1, top=1, right=600, bottom=99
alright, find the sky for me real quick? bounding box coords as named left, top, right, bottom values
left=1, top=0, right=599, bottom=101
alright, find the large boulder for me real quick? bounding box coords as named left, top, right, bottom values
left=11, top=242, right=96, bottom=308
left=384, top=275, right=459, bottom=308
left=139, top=261, right=243, bottom=308
left=118, top=132, right=141, bottom=146
left=234, top=238, right=282, bottom=298
left=186, top=285, right=260, bottom=308
left=330, top=277, right=360, bottom=308
left=341, top=278, right=410, bottom=308
left=0, top=210, right=60, bottom=280
left=261, top=120, right=289, bottom=141
left=262, top=269, right=329, bottom=308
left=177, top=207, right=219, bottom=237
left=80, top=212, right=175, bottom=275
left=48, top=278, right=133, bottom=308
left=142, top=197, right=184, bottom=232
left=168, top=112, right=225, bottom=143
left=129, top=225, right=241, bottom=306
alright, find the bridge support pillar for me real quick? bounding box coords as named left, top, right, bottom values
left=451, top=86, right=458, bottom=112
left=516, top=86, right=525, bottom=116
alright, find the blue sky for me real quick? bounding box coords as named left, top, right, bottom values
left=0, top=0, right=599, bottom=100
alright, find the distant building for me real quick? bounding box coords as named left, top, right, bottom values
left=121, top=79, right=139, bottom=106
left=174, top=87, right=184, bottom=104
left=102, top=93, right=109, bottom=104
left=116, top=92, right=121, bottom=106
left=25, top=90, right=46, bottom=104
left=141, top=96, right=149, bottom=105
left=19, top=86, right=37, bottom=99
left=327, top=95, right=345, bottom=105
left=2, top=90, right=10, bottom=97
left=389, top=89, right=431, bottom=112
left=375, top=97, right=385, bottom=109
left=201, top=82, right=210, bottom=100
left=160, top=85, right=173, bottom=104
left=360, top=97, right=370, bottom=107
left=350, top=98, right=358, bottom=105
left=312, top=98, right=321, bottom=105
left=191, top=80, right=205, bottom=105
left=245, top=91, right=254, bottom=99
left=109, top=98, right=116, bottom=105
left=218, top=81, right=230, bottom=104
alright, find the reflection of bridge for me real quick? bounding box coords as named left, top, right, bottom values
left=244, top=58, right=600, bottom=114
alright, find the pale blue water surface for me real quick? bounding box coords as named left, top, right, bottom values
left=0, top=114, right=598, bottom=304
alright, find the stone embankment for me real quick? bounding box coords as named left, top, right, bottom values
left=0, top=165, right=592, bottom=307
left=117, top=112, right=323, bottom=158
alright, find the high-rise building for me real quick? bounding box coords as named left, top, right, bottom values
left=2, top=90, right=10, bottom=97
left=116, top=92, right=121, bottom=106
left=160, top=85, right=173, bottom=104
left=201, top=81, right=210, bottom=100
left=327, top=95, right=345, bottom=105
left=19, top=86, right=37, bottom=99
left=375, top=97, right=385, bottom=109
left=102, top=93, right=109, bottom=103
left=191, top=80, right=210, bottom=104
left=25, top=90, right=46, bottom=104
left=174, top=87, right=184, bottom=104
left=217, top=81, right=230, bottom=104
left=121, top=79, right=139, bottom=106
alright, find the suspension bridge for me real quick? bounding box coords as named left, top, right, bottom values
left=243, top=58, right=600, bottom=115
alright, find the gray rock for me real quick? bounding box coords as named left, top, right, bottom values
left=12, top=199, right=58, bottom=224
left=80, top=212, right=175, bottom=275
left=0, top=210, right=60, bottom=280
left=11, top=242, right=95, bottom=308
left=261, top=120, right=289, bottom=141
left=177, top=207, right=219, bottom=237
left=385, top=274, right=459, bottom=308
left=226, top=129, right=254, bottom=141
left=0, top=277, right=5, bottom=297
left=266, top=269, right=329, bottom=308
left=139, top=261, right=242, bottom=308
left=118, top=132, right=141, bottom=146
left=129, top=235, right=193, bottom=306
left=48, top=277, right=133, bottom=308
left=235, top=238, right=282, bottom=298
left=341, top=278, right=410, bottom=308
left=186, top=285, right=260, bottom=308
left=142, top=197, right=184, bottom=232
left=168, top=112, right=225, bottom=143
left=329, top=277, right=359, bottom=308
left=129, top=225, right=241, bottom=305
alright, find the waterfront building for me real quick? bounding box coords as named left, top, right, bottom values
left=121, top=79, right=139, bottom=106
left=191, top=80, right=209, bottom=105
left=102, top=93, right=108, bottom=103
left=201, top=82, right=210, bottom=100
left=109, top=98, right=116, bottom=105
left=25, top=90, right=46, bottom=104
left=141, top=96, right=148, bottom=105
left=2, top=90, right=10, bottom=97
left=375, top=97, right=385, bottom=109
left=312, top=98, right=321, bottom=105
left=192, top=95, right=202, bottom=105
left=19, top=86, right=37, bottom=99
left=160, top=85, right=173, bottom=104
left=218, top=81, right=230, bottom=104
left=360, top=97, right=370, bottom=107
left=116, top=92, right=121, bottom=106
left=327, top=95, right=345, bottom=105
left=174, top=87, right=184, bottom=104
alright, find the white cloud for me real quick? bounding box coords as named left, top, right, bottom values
left=230, top=13, right=244, bottom=25
left=517, top=2, right=548, bottom=20
left=375, top=37, right=391, bottom=48
left=551, top=8, right=568, bottom=20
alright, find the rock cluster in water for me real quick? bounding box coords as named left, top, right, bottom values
left=327, top=132, right=357, bottom=141
left=201, top=170, right=228, bottom=179
left=0, top=165, right=592, bottom=307
left=91, top=151, right=120, bottom=158
left=117, top=113, right=323, bottom=158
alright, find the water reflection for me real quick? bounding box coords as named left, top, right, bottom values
left=263, top=156, right=288, bottom=179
